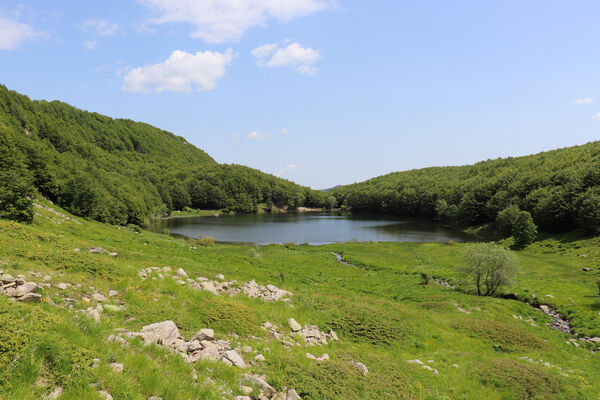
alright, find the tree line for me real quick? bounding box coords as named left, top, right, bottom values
left=0, top=85, right=328, bottom=225
left=332, top=141, right=600, bottom=240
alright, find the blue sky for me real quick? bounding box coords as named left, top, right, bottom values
left=1, top=1, right=599, bottom=189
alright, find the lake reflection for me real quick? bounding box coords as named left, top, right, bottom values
left=150, top=212, right=475, bottom=245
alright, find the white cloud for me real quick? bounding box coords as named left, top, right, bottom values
left=84, top=40, right=98, bottom=50
left=138, top=0, right=329, bottom=43
left=252, top=42, right=321, bottom=74
left=573, top=98, right=594, bottom=105
left=593, top=112, right=600, bottom=122
left=0, top=17, right=36, bottom=50
left=280, top=129, right=291, bottom=135
left=122, top=49, right=235, bottom=93
left=82, top=19, right=119, bottom=37
left=245, top=130, right=270, bottom=140
left=276, top=164, right=297, bottom=177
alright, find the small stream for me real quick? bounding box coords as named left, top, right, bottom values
left=331, top=252, right=600, bottom=349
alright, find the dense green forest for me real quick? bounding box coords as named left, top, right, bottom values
left=332, top=142, right=600, bottom=237
left=0, top=85, right=326, bottom=225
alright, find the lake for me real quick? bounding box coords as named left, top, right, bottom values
left=151, top=212, right=475, bottom=245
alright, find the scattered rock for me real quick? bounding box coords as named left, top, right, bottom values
left=582, top=267, right=591, bottom=272
left=98, top=390, right=113, bottom=400
left=110, top=362, right=124, bottom=373
left=56, top=283, right=69, bottom=290
left=288, top=318, right=302, bottom=332
left=350, top=361, right=369, bottom=375
left=176, top=268, right=188, bottom=277
left=216, top=274, right=225, bottom=280
left=191, top=328, right=214, bottom=342
left=92, top=293, right=107, bottom=302
left=44, top=387, right=63, bottom=400
left=108, top=290, right=118, bottom=297
left=255, top=354, right=266, bottom=362
left=88, top=247, right=105, bottom=254
left=224, top=350, right=247, bottom=368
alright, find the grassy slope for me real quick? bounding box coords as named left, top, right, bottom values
left=0, top=202, right=599, bottom=399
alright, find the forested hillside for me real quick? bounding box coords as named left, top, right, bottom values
left=332, top=142, right=600, bottom=235
left=0, top=85, right=325, bottom=225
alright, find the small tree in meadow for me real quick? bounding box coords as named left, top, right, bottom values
left=460, top=243, right=519, bottom=296
left=512, top=211, right=537, bottom=247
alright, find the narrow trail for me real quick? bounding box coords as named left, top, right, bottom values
left=331, top=252, right=600, bottom=350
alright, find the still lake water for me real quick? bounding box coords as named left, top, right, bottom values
left=151, top=213, right=475, bottom=245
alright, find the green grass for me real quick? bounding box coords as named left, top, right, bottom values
left=0, top=200, right=599, bottom=399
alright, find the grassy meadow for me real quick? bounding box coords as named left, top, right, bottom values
left=0, top=200, right=599, bottom=399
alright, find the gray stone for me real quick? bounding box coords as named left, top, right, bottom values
left=350, top=361, right=369, bottom=376
left=288, top=318, right=302, bottom=332
left=224, top=350, right=246, bottom=368
left=139, top=320, right=182, bottom=347
left=191, top=328, right=214, bottom=342
left=15, top=282, right=38, bottom=297
left=17, top=293, right=42, bottom=302
left=110, top=362, right=123, bottom=373
left=286, top=389, right=301, bottom=400
left=176, top=268, right=188, bottom=277
left=93, top=293, right=107, bottom=302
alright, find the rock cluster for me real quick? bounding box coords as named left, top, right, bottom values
left=262, top=320, right=338, bottom=347
left=241, top=280, right=294, bottom=302
left=138, top=268, right=294, bottom=303
left=240, top=374, right=301, bottom=400
left=407, top=359, right=439, bottom=375
left=539, top=304, right=571, bottom=333
left=33, top=203, right=81, bottom=224
left=112, top=321, right=247, bottom=368
left=0, top=270, right=42, bottom=302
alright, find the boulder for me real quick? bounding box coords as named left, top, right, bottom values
left=93, top=293, right=108, bottom=302
left=201, top=281, right=219, bottom=295
left=176, top=268, right=188, bottom=277
left=110, top=362, right=124, bottom=373
left=216, top=274, right=225, bottom=280
left=17, top=293, right=42, bottom=302
left=191, top=328, right=214, bottom=342
left=108, top=290, right=118, bottom=297
left=350, top=361, right=369, bottom=376
left=286, top=389, right=301, bottom=400
left=224, top=350, right=246, bottom=368
left=139, top=320, right=182, bottom=347
left=15, top=282, right=38, bottom=297
left=255, top=354, right=266, bottom=362
left=288, top=318, right=302, bottom=332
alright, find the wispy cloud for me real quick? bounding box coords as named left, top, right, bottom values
left=593, top=112, right=600, bottom=122
left=138, top=0, right=329, bottom=43
left=84, top=40, right=98, bottom=50
left=573, top=98, right=595, bottom=105
left=245, top=131, right=270, bottom=141
left=122, top=49, right=234, bottom=93
left=252, top=42, right=322, bottom=75
left=0, top=17, right=37, bottom=50
left=277, top=164, right=297, bottom=177
left=280, top=129, right=291, bottom=135
left=82, top=19, right=119, bottom=37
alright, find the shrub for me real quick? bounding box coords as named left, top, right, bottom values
left=512, top=211, right=537, bottom=247
left=478, top=358, right=562, bottom=399
left=496, top=204, right=520, bottom=237
left=188, top=235, right=216, bottom=247
left=329, top=311, right=409, bottom=345
left=455, top=319, right=548, bottom=351
left=460, top=243, right=519, bottom=296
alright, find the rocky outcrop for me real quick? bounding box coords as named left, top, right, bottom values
left=137, top=269, right=293, bottom=302
left=113, top=321, right=247, bottom=369
left=263, top=320, right=339, bottom=347
left=0, top=271, right=42, bottom=302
